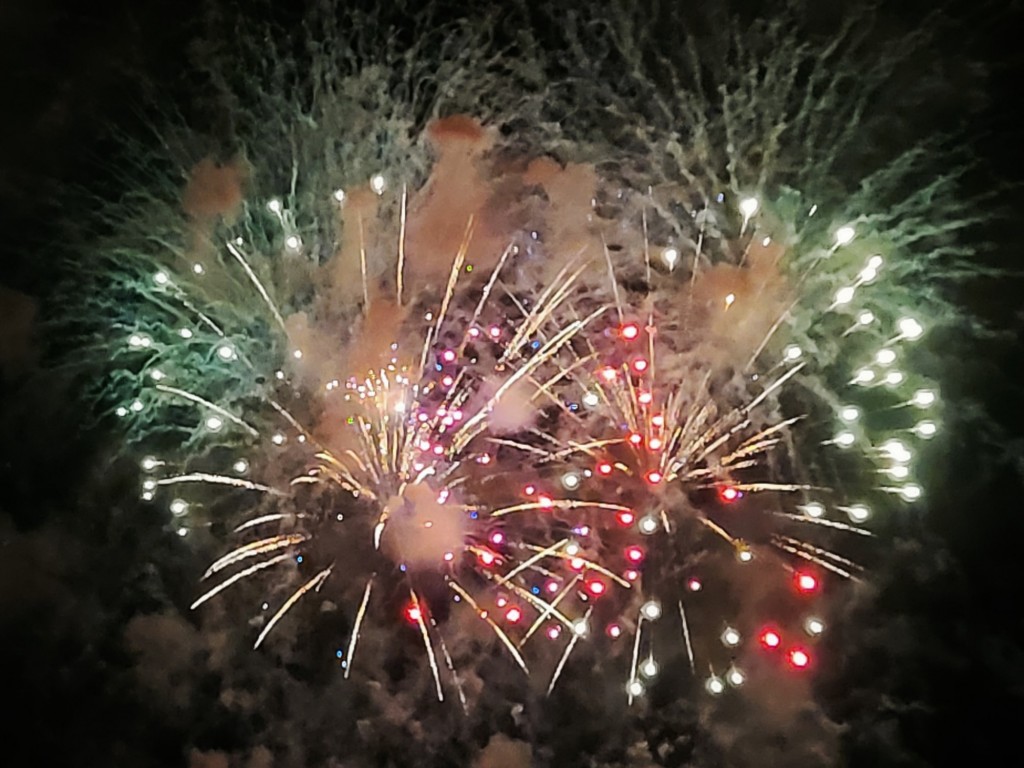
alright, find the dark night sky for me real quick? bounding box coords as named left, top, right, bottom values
left=1, top=1, right=1023, bottom=766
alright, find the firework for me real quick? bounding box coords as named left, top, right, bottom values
left=83, top=1, right=973, bottom=706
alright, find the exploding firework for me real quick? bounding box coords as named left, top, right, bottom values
left=77, top=1, right=974, bottom=706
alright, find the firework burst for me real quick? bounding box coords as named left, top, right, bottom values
left=78, top=0, right=974, bottom=708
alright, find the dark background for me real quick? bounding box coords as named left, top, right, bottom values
left=1, top=1, right=1022, bottom=766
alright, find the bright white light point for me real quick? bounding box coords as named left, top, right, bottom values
left=565, top=542, right=580, bottom=557
left=868, top=255, right=884, bottom=269
left=150, top=369, right=164, bottom=381
left=722, top=628, right=741, bottom=647
left=739, top=197, right=759, bottom=217
left=234, top=237, right=244, bottom=245
left=706, top=676, right=725, bottom=695
left=272, top=433, right=285, bottom=445
left=847, top=504, right=871, bottom=522
left=784, top=345, right=802, bottom=361
left=169, top=499, right=188, bottom=516
left=179, top=328, right=193, bottom=339
left=898, top=318, right=924, bottom=339
left=177, top=527, right=189, bottom=537
left=154, top=271, right=169, bottom=285
left=292, top=349, right=303, bottom=360
left=639, top=516, right=659, bottom=535
left=128, top=334, right=142, bottom=347
left=900, top=484, right=923, bottom=501
left=370, top=174, right=386, bottom=195
left=285, top=235, right=301, bottom=250
left=840, top=406, right=860, bottom=422
left=914, top=421, right=938, bottom=438
left=859, top=266, right=877, bottom=282
left=858, top=310, right=875, bottom=326
left=805, top=617, right=825, bottom=635
left=641, top=601, right=662, bottom=620
left=192, top=263, right=204, bottom=275
left=887, top=465, right=910, bottom=479
left=582, top=391, right=600, bottom=408
left=800, top=502, right=825, bottom=518
left=141, top=457, right=159, bottom=471
left=762, top=236, right=772, bottom=247
left=573, top=619, right=589, bottom=636
left=835, top=431, right=856, bottom=448
left=834, top=286, right=855, bottom=305
left=217, top=345, right=234, bottom=360
left=876, top=348, right=897, bottom=365
left=141, top=491, right=154, bottom=501
left=142, top=479, right=156, bottom=491
left=835, top=225, right=855, bottom=245
left=913, top=389, right=937, bottom=407
left=562, top=472, right=581, bottom=490
left=627, top=680, right=645, bottom=697
left=275, top=371, right=285, bottom=381
left=725, top=293, right=736, bottom=307
left=233, top=459, right=249, bottom=473
left=115, top=406, right=128, bottom=417
left=855, top=369, right=875, bottom=384
left=267, top=199, right=282, bottom=213
left=130, top=399, right=144, bottom=413
left=333, top=189, right=346, bottom=203
left=885, top=371, right=905, bottom=386
left=662, top=247, right=679, bottom=269
left=738, top=549, right=753, bottom=563
left=728, top=667, right=746, bottom=686
left=882, top=439, right=912, bottom=462
left=641, top=658, right=659, bottom=678
left=206, top=416, right=224, bottom=431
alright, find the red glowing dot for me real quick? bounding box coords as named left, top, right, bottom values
left=546, top=580, right=560, bottom=593
left=405, top=604, right=423, bottom=623
left=789, top=648, right=811, bottom=668
left=569, top=557, right=585, bottom=571
left=638, top=391, right=653, bottom=405
left=651, top=414, right=665, bottom=427
left=505, top=606, right=522, bottom=623
left=478, top=550, right=496, bottom=566
left=538, top=495, right=554, bottom=509
left=490, top=531, right=505, bottom=545
left=441, top=349, right=456, bottom=363
left=547, top=627, right=561, bottom=640
left=441, top=375, right=454, bottom=387
left=587, top=580, right=607, bottom=596
left=644, top=470, right=663, bottom=485
left=625, top=546, right=645, bottom=563
left=488, top=325, right=501, bottom=338
left=648, top=437, right=663, bottom=451
left=687, top=578, right=702, bottom=592
left=632, top=357, right=649, bottom=373
left=620, top=323, right=640, bottom=340
left=628, top=432, right=643, bottom=446
left=524, top=484, right=536, bottom=495
left=718, top=486, right=741, bottom=503
left=795, top=572, right=819, bottom=593
left=600, top=366, right=617, bottom=381
left=607, top=623, right=623, bottom=638
left=760, top=629, right=782, bottom=649
left=597, top=461, right=613, bottom=475
left=624, top=569, right=640, bottom=581
left=616, top=511, right=635, bottom=526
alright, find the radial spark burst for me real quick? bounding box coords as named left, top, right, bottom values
left=81, top=1, right=972, bottom=706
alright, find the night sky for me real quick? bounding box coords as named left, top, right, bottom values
left=2, top=1, right=1023, bottom=766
